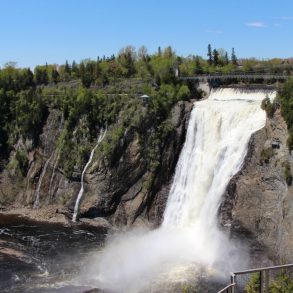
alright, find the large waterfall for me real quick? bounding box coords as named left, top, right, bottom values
left=163, top=88, right=275, bottom=229
left=85, top=89, right=276, bottom=293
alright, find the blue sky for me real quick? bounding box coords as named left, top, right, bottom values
left=1, top=0, right=293, bottom=68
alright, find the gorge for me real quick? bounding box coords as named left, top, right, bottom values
left=0, top=82, right=293, bottom=292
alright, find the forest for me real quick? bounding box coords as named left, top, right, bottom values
left=0, top=45, right=292, bottom=176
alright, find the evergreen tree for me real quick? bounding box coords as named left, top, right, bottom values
left=224, top=52, right=229, bottom=65
left=231, top=48, right=238, bottom=65
left=71, top=60, right=79, bottom=77
left=213, top=49, right=219, bottom=66
left=51, top=68, right=59, bottom=84
left=22, top=68, right=34, bottom=88
left=194, top=56, right=203, bottom=74
left=158, top=46, right=162, bottom=56
left=207, top=44, right=213, bottom=65
left=64, top=60, right=71, bottom=74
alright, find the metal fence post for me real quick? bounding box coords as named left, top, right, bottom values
left=230, top=273, right=236, bottom=293
left=259, top=270, right=262, bottom=293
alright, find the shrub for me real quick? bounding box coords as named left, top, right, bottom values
left=284, top=162, right=292, bottom=186
left=245, top=273, right=260, bottom=293
left=260, top=147, right=274, bottom=165
left=261, top=97, right=275, bottom=118
left=15, top=150, right=28, bottom=176
left=269, top=272, right=293, bottom=293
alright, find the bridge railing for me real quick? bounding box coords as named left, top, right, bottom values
left=217, top=263, right=293, bottom=293
left=179, top=73, right=291, bottom=81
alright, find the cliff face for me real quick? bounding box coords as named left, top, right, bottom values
left=220, top=109, right=293, bottom=263
left=0, top=101, right=193, bottom=227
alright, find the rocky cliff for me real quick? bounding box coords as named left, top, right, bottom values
left=220, top=108, right=293, bottom=263
left=1, top=90, right=292, bottom=264
left=0, top=100, right=193, bottom=228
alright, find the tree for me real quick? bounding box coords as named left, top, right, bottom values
left=158, top=46, right=162, bottom=56
left=34, top=66, right=48, bottom=85
left=224, top=52, right=229, bottom=65
left=64, top=60, right=71, bottom=75
left=21, top=68, right=34, bottom=88
left=118, top=46, right=136, bottom=77
left=194, top=56, right=203, bottom=74
left=51, top=68, right=60, bottom=84
left=207, top=44, right=213, bottom=65
left=213, top=49, right=219, bottom=66
left=71, top=60, right=79, bottom=77
left=231, top=48, right=238, bottom=65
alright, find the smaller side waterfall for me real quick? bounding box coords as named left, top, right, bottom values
left=72, top=128, right=107, bottom=222
left=48, top=150, right=60, bottom=202
left=33, top=153, right=54, bottom=208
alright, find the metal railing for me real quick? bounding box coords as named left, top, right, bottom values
left=217, top=283, right=236, bottom=293
left=179, top=73, right=291, bottom=81
left=217, top=263, right=293, bottom=293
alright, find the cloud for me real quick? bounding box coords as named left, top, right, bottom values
left=246, top=21, right=266, bottom=28
left=279, top=16, right=293, bottom=21
left=205, top=29, right=223, bottom=34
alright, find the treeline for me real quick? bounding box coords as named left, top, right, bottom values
left=0, top=47, right=192, bottom=175
left=1, top=44, right=293, bottom=171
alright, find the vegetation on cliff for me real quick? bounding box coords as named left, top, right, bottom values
left=277, top=78, right=293, bottom=150
left=0, top=45, right=292, bottom=178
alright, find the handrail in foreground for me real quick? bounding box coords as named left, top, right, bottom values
left=217, top=263, right=293, bottom=293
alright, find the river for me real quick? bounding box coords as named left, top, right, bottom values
left=0, top=213, right=106, bottom=293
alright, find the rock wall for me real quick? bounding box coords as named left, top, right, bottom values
left=0, top=101, right=193, bottom=228
left=220, top=109, right=293, bottom=263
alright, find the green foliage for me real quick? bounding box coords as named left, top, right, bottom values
left=245, top=271, right=293, bottom=293
left=7, top=149, right=28, bottom=177
left=245, top=273, right=260, bottom=293
left=12, top=89, right=46, bottom=142
left=278, top=78, right=293, bottom=150
left=177, top=84, right=190, bottom=101
left=181, top=285, right=196, bottom=293
left=278, top=79, right=293, bottom=150
left=269, top=272, right=293, bottom=293
left=34, top=65, right=49, bottom=85
left=261, top=97, right=276, bottom=118
left=15, top=150, right=28, bottom=176
left=260, top=147, right=274, bottom=165
left=284, top=162, right=292, bottom=186
left=287, top=129, right=293, bottom=151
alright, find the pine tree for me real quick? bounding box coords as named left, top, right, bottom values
left=231, top=48, right=238, bottom=65
left=194, top=56, right=203, bottom=74
left=207, top=44, right=213, bottom=65
left=158, top=46, right=162, bottom=56
left=64, top=60, right=71, bottom=74
left=224, top=52, right=229, bottom=65
left=51, top=68, right=59, bottom=84
left=213, top=49, right=219, bottom=66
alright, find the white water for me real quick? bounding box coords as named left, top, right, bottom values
left=33, top=153, right=54, bottom=209
left=85, top=89, right=276, bottom=292
left=72, top=128, right=107, bottom=222
left=48, top=113, right=64, bottom=201
left=48, top=150, right=60, bottom=201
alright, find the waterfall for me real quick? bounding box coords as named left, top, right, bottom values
left=33, top=153, right=54, bottom=209
left=72, top=128, right=107, bottom=222
left=48, top=113, right=64, bottom=201
left=163, top=88, right=276, bottom=229
left=47, top=150, right=60, bottom=202
left=87, top=89, right=276, bottom=293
